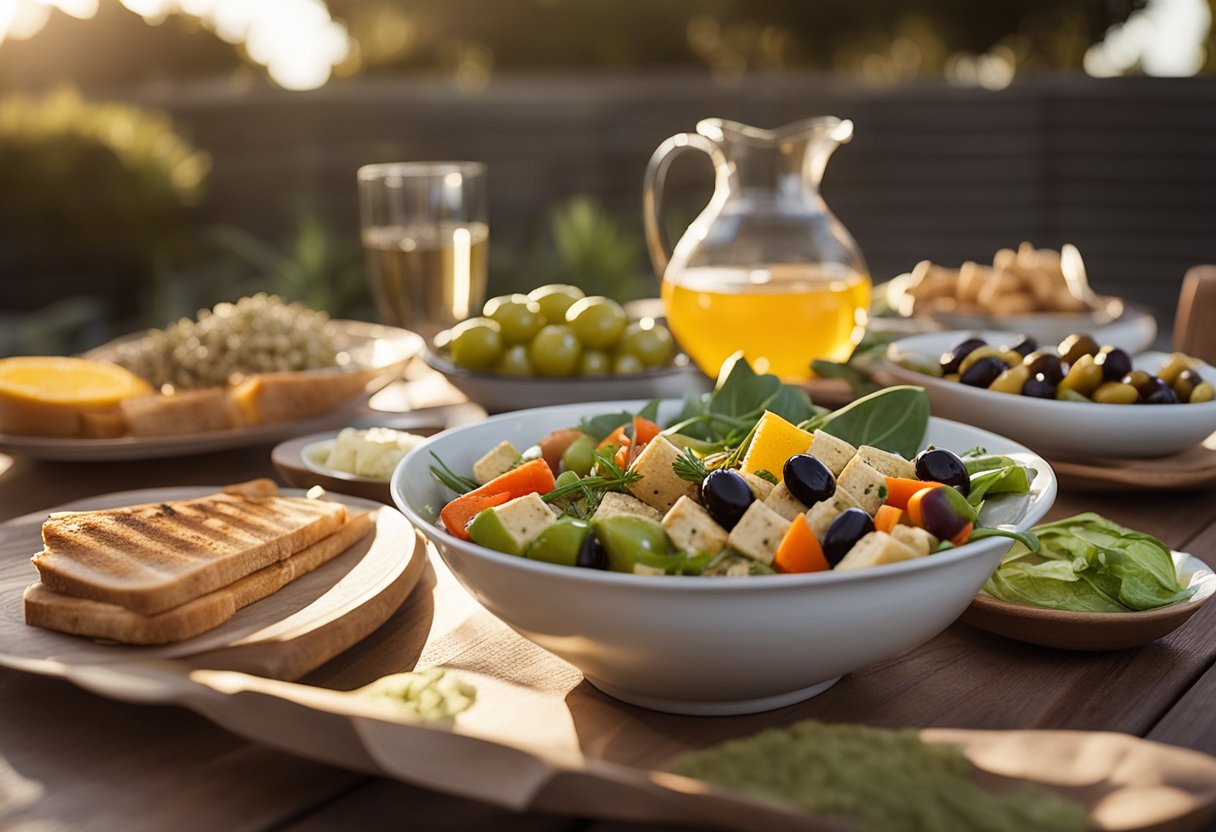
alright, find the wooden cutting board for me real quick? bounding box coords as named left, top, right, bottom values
left=0, top=487, right=426, bottom=681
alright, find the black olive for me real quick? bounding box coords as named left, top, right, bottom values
left=1174, top=368, right=1203, bottom=400
left=959, top=356, right=1006, bottom=388
left=782, top=454, right=836, bottom=507
left=1021, top=374, right=1056, bottom=399
left=939, top=337, right=987, bottom=375
left=1058, top=333, right=1099, bottom=367
left=1023, top=352, right=1065, bottom=384
left=914, top=448, right=970, bottom=496
left=576, top=532, right=610, bottom=570
left=1122, top=370, right=1157, bottom=398
left=700, top=469, right=754, bottom=531
left=1094, top=347, right=1132, bottom=382
left=822, top=508, right=875, bottom=567
left=1143, top=378, right=1180, bottom=404
left=1008, top=335, right=1038, bottom=357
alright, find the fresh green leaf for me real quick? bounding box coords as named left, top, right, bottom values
left=636, top=398, right=661, bottom=423
left=983, top=513, right=1193, bottom=612
left=763, top=384, right=817, bottom=427
left=965, top=457, right=1034, bottom=507
left=708, top=353, right=781, bottom=421
left=812, top=386, right=929, bottom=459
left=755, top=469, right=779, bottom=485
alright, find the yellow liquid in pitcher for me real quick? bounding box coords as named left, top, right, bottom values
left=661, top=266, right=871, bottom=380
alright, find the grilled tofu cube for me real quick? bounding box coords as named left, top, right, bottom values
left=593, top=492, right=662, bottom=523
left=764, top=482, right=809, bottom=521
left=727, top=501, right=789, bottom=565
left=892, top=525, right=938, bottom=556
left=805, top=489, right=861, bottom=539
left=472, top=441, right=521, bottom=485
left=834, top=531, right=923, bottom=571
left=466, top=492, right=556, bottom=556
left=739, top=471, right=776, bottom=501
left=626, top=435, right=698, bottom=512
left=856, top=445, right=916, bottom=480
left=663, top=496, right=729, bottom=555
left=837, top=456, right=888, bottom=515
left=809, top=430, right=857, bottom=477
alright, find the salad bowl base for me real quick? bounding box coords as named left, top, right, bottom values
left=585, top=675, right=842, bottom=716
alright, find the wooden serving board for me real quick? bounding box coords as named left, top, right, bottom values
left=6, top=543, right=1216, bottom=832
left=1050, top=431, right=1216, bottom=492
left=0, top=487, right=425, bottom=681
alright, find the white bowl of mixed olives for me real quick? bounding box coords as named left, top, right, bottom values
left=883, top=330, right=1216, bottom=459
left=391, top=399, right=1056, bottom=715
left=427, top=284, right=710, bottom=412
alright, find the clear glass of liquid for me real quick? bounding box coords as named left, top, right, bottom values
left=357, top=161, right=488, bottom=337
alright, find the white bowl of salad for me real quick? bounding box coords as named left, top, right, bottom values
left=391, top=358, right=1057, bottom=715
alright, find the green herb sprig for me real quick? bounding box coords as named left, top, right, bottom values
left=429, top=453, right=479, bottom=495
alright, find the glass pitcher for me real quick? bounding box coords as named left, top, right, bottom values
left=644, top=117, right=870, bottom=380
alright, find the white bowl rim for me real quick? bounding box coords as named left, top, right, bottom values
left=391, top=399, right=1058, bottom=591
left=883, top=330, right=1216, bottom=414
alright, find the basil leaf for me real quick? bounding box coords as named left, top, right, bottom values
left=813, top=386, right=929, bottom=458
left=636, top=398, right=661, bottom=423
left=810, top=358, right=882, bottom=397
left=763, top=384, right=817, bottom=427
left=708, top=353, right=781, bottom=420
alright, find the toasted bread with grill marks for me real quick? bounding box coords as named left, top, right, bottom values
left=24, top=510, right=373, bottom=644
left=31, top=480, right=347, bottom=616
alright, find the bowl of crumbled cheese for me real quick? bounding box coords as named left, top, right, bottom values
left=273, top=426, right=434, bottom=503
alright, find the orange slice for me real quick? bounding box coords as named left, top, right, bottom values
left=0, top=356, right=152, bottom=437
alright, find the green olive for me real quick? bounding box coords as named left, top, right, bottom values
left=566, top=296, right=627, bottom=349
left=578, top=350, right=612, bottom=376
left=1057, top=353, right=1103, bottom=397
left=958, top=346, right=1005, bottom=376
left=450, top=317, right=503, bottom=371
left=612, top=353, right=645, bottom=374
left=617, top=320, right=676, bottom=368
left=1157, top=352, right=1195, bottom=386
left=1092, top=381, right=1139, bottom=404
left=488, top=295, right=544, bottom=345
left=527, top=284, right=586, bottom=325
left=987, top=365, right=1030, bottom=394
left=1191, top=382, right=1215, bottom=404
left=496, top=344, right=534, bottom=376
left=997, top=349, right=1024, bottom=368
left=529, top=324, right=582, bottom=376
left=1056, top=388, right=1091, bottom=402
left=1058, top=333, right=1100, bottom=368
left=1173, top=368, right=1203, bottom=400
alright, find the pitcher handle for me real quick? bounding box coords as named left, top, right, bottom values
left=643, top=132, right=725, bottom=280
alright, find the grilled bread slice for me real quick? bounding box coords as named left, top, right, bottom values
left=25, top=510, right=374, bottom=644
left=31, top=480, right=347, bottom=616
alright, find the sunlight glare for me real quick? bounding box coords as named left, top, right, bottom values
left=1085, top=0, right=1209, bottom=77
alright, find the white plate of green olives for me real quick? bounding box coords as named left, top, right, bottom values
left=428, top=285, right=712, bottom=412
left=882, top=330, right=1216, bottom=460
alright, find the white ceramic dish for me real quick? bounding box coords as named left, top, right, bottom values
left=0, top=321, right=424, bottom=462
left=881, top=330, right=1216, bottom=460
left=391, top=399, right=1057, bottom=715
left=423, top=349, right=712, bottom=414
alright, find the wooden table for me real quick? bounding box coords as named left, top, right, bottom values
left=2, top=420, right=1215, bottom=832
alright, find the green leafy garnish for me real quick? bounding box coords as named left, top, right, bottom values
left=542, top=448, right=640, bottom=515
left=801, top=386, right=929, bottom=459
left=809, top=330, right=905, bottom=397
left=755, top=469, right=779, bottom=485
left=429, top=453, right=479, bottom=495
left=983, top=513, right=1193, bottom=612
left=578, top=399, right=661, bottom=441
left=664, top=352, right=816, bottom=444
left=673, top=446, right=711, bottom=484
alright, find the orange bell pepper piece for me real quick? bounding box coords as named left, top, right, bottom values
left=874, top=504, right=903, bottom=534
left=884, top=477, right=944, bottom=510
left=773, top=515, right=830, bottom=574
left=439, top=458, right=556, bottom=539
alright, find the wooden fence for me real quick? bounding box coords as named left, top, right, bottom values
left=120, top=72, right=1216, bottom=322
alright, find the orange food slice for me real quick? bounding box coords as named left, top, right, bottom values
left=0, top=356, right=152, bottom=437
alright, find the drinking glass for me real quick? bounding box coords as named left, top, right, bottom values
left=357, top=162, right=488, bottom=336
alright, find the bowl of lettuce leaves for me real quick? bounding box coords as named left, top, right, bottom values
left=962, top=513, right=1216, bottom=651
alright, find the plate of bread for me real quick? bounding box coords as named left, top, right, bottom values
left=0, top=479, right=426, bottom=680
left=0, top=296, right=424, bottom=461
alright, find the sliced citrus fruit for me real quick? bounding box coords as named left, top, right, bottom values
left=0, top=356, right=152, bottom=437
left=740, top=410, right=814, bottom=482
